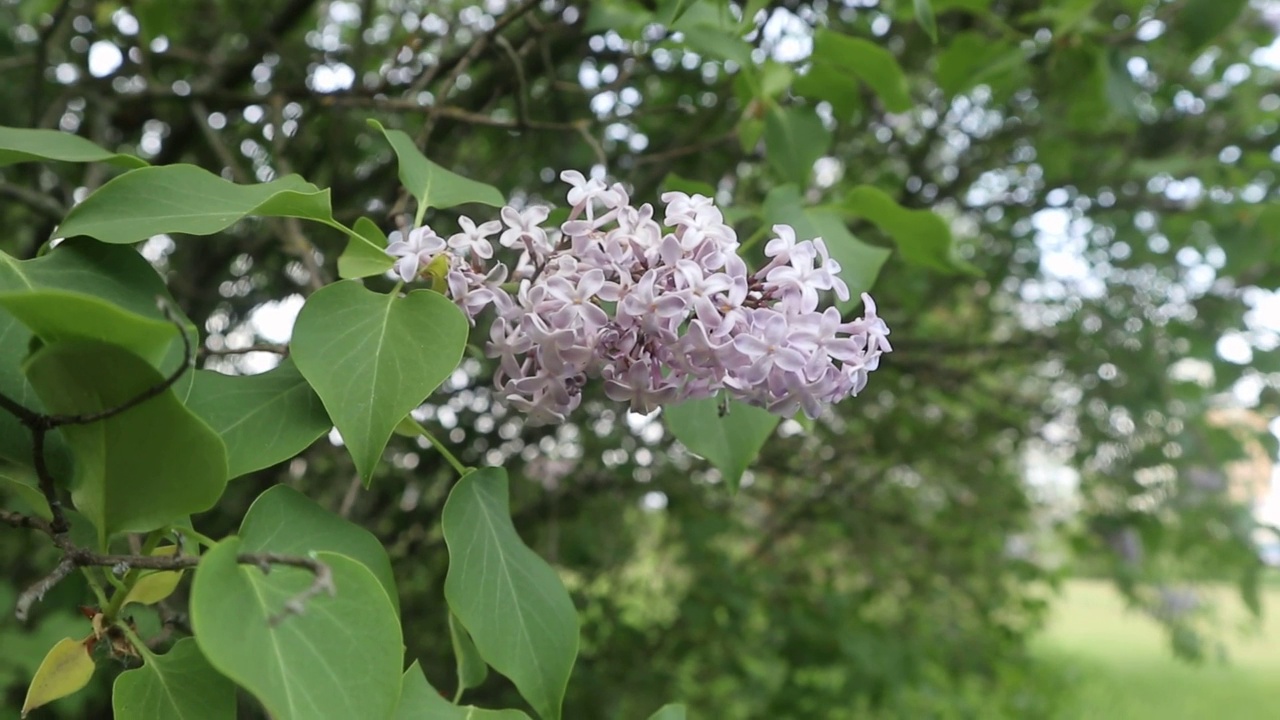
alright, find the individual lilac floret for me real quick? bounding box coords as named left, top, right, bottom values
left=386, top=227, right=446, bottom=282
left=384, top=176, right=891, bottom=424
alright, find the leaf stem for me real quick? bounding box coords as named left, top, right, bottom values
left=404, top=418, right=469, bottom=476
left=177, top=526, right=219, bottom=550
left=103, top=530, right=168, bottom=620
left=80, top=569, right=110, bottom=608
left=738, top=223, right=771, bottom=254
left=115, top=619, right=158, bottom=664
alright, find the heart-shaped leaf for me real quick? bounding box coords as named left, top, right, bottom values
left=22, top=637, right=96, bottom=716
left=663, top=395, right=779, bottom=490
left=0, top=126, right=146, bottom=169
left=291, top=280, right=468, bottom=482
left=443, top=468, right=579, bottom=720
left=368, top=120, right=505, bottom=215
left=190, top=539, right=403, bottom=720
left=238, top=484, right=399, bottom=613
left=183, top=359, right=331, bottom=480
left=23, top=340, right=228, bottom=547
left=112, top=638, right=235, bottom=720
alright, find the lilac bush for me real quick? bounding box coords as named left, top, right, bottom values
left=387, top=172, right=892, bottom=424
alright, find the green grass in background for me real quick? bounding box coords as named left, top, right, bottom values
left=1037, top=580, right=1280, bottom=720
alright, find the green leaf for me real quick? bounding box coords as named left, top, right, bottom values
left=1175, top=0, right=1247, bottom=51
left=449, top=612, right=489, bottom=694
left=1047, top=0, right=1099, bottom=33
left=190, top=539, right=403, bottom=720
left=914, top=0, right=938, bottom=41
left=661, top=173, right=717, bottom=198
left=22, top=637, right=96, bottom=716
left=677, top=25, right=754, bottom=66
left=763, top=105, right=832, bottom=186
left=291, top=280, right=469, bottom=483
left=395, top=661, right=532, bottom=720
left=238, top=484, right=399, bottom=614
left=663, top=395, right=778, bottom=490
left=339, top=217, right=395, bottom=279
left=0, top=465, right=50, bottom=519
left=648, top=704, right=688, bottom=720
left=0, top=126, right=146, bottom=169
left=120, top=546, right=185, bottom=607
left=183, top=359, right=331, bottom=480
left=55, top=165, right=338, bottom=245
left=23, top=340, right=227, bottom=546
left=0, top=309, right=73, bottom=475
left=810, top=31, right=911, bottom=112
left=367, top=120, right=505, bottom=214
left=737, top=116, right=765, bottom=154
left=0, top=240, right=194, bottom=369
left=793, top=63, right=863, bottom=123
left=443, top=468, right=579, bottom=720
left=761, top=185, right=890, bottom=311
left=935, top=34, right=1025, bottom=98
left=655, top=0, right=698, bottom=27
left=844, top=185, right=975, bottom=274
left=112, top=638, right=235, bottom=720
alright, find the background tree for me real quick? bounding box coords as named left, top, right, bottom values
left=1, top=0, right=1278, bottom=717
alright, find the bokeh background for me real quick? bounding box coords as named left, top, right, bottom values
left=2, top=0, right=1279, bottom=717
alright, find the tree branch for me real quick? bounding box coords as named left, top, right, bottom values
left=4, top=510, right=334, bottom=625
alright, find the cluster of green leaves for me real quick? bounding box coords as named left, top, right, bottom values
left=0, top=128, right=661, bottom=719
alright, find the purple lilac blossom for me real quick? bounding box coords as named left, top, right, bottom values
left=384, top=170, right=892, bottom=424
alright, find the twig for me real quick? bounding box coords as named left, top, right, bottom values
left=0, top=182, right=66, bottom=219
left=338, top=474, right=363, bottom=518
left=15, top=557, right=75, bottom=621
left=269, top=96, right=327, bottom=291
left=495, top=36, right=531, bottom=128
left=633, top=132, right=738, bottom=166
left=30, top=0, right=73, bottom=126
left=0, top=509, right=53, bottom=533
left=409, top=0, right=542, bottom=98
left=415, top=0, right=544, bottom=148
left=4, top=510, right=335, bottom=624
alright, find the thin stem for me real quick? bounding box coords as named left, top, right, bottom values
left=176, top=526, right=219, bottom=550
left=80, top=569, right=111, bottom=608
left=103, top=530, right=169, bottom=620
left=404, top=418, right=469, bottom=476
left=115, top=619, right=158, bottom=664
left=738, top=224, right=771, bottom=254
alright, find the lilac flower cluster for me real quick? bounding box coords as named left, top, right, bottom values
left=386, top=171, right=891, bottom=424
